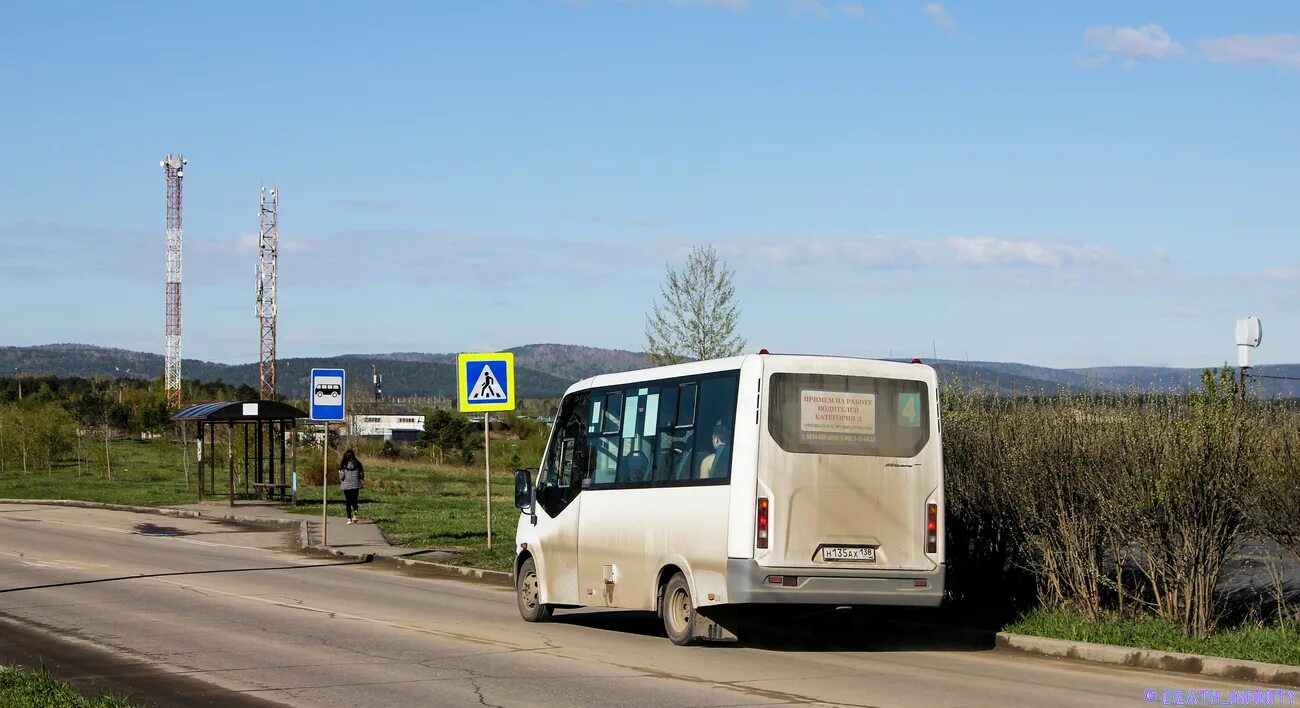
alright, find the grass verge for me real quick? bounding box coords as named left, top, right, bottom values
left=0, top=439, right=520, bottom=572
left=0, top=665, right=134, bottom=708
left=290, top=459, right=520, bottom=572
left=0, top=438, right=193, bottom=507
left=1006, top=607, right=1300, bottom=666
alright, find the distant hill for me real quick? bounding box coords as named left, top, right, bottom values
left=507, top=344, right=649, bottom=382
left=0, top=345, right=573, bottom=399
left=2, top=343, right=1296, bottom=399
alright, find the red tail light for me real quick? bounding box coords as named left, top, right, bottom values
left=926, top=502, right=938, bottom=554
left=757, top=497, right=769, bottom=549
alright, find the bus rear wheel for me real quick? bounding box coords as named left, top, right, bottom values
left=661, top=572, right=697, bottom=645
left=516, top=557, right=553, bottom=622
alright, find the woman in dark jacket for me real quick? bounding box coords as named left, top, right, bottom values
left=338, top=449, right=364, bottom=524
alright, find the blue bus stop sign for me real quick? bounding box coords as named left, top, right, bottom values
left=309, top=368, right=346, bottom=422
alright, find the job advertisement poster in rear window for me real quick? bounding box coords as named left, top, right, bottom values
left=799, top=390, right=876, bottom=444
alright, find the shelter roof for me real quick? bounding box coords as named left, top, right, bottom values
left=171, top=400, right=308, bottom=422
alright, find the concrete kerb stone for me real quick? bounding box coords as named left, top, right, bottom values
left=0, top=499, right=302, bottom=531
left=307, top=546, right=514, bottom=588
left=996, top=632, right=1300, bottom=688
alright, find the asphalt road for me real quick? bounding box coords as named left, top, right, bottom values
left=0, top=503, right=1281, bottom=707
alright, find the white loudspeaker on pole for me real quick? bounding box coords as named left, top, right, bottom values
left=1235, top=316, right=1262, bottom=367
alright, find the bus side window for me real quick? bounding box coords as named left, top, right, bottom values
left=651, top=385, right=679, bottom=482
left=662, top=382, right=699, bottom=481
left=589, top=392, right=622, bottom=486
left=617, top=389, right=655, bottom=485
left=676, top=383, right=697, bottom=427
left=695, top=375, right=739, bottom=480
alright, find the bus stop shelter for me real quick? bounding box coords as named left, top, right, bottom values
left=172, top=400, right=308, bottom=506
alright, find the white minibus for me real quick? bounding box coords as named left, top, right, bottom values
left=511, top=353, right=944, bottom=644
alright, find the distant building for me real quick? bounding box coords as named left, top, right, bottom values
left=348, top=404, right=425, bottom=442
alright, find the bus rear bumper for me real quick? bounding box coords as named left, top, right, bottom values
left=725, top=559, right=944, bottom=607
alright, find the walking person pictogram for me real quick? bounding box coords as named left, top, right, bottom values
left=478, top=369, right=502, bottom=398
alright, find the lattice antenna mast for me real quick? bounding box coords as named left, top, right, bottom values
left=256, top=186, right=279, bottom=399
left=161, top=154, right=187, bottom=410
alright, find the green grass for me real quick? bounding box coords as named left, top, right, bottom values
left=290, top=459, right=521, bottom=572
left=0, top=438, right=194, bottom=507
left=1007, top=608, right=1300, bottom=666
left=0, top=438, right=521, bottom=572
left=0, top=666, right=134, bottom=708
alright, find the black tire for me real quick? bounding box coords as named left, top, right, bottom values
left=516, top=557, right=553, bottom=622
left=661, top=572, right=697, bottom=646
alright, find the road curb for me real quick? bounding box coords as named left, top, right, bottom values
left=0, top=499, right=301, bottom=530
left=996, top=632, right=1300, bottom=687
left=310, top=547, right=513, bottom=588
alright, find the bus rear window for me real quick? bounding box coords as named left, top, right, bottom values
left=767, top=373, right=930, bottom=457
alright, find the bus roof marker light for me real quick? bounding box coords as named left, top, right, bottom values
left=759, top=349, right=770, bottom=355
left=912, top=358, right=922, bottom=364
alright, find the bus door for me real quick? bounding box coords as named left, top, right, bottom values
left=575, top=387, right=657, bottom=609
left=532, top=391, right=590, bottom=606
left=757, top=370, right=940, bottom=572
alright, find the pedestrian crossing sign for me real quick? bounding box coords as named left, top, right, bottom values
left=457, top=352, right=516, bottom=412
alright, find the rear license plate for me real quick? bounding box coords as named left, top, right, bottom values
left=822, top=546, right=875, bottom=562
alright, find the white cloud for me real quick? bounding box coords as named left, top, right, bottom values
left=1263, top=266, right=1300, bottom=281
left=1200, top=34, right=1300, bottom=70
left=1084, top=24, right=1183, bottom=62
left=838, top=3, right=865, bottom=20
left=729, top=235, right=1108, bottom=270
left=922, top=3, right=957, bottom=34
left=787, top=0, right=827, bottom=17
left=669, top=0, right=749, bottom=9
left=944, top=236, right=1106, bottom=268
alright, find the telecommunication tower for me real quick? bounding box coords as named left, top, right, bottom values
left=161, top=155, right=186, bottom=410
left=257, top=187, right=279, bottom=399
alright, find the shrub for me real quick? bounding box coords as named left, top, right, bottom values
left=942, top=369, right=1300, bottom=638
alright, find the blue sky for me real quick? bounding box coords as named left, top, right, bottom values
left=1, top=1, right=1297, bottom=368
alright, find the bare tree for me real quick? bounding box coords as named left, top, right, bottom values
left=645, top=245, right=746, bottom=366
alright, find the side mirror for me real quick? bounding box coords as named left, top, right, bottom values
left=514, top=468, right=534, bottom=511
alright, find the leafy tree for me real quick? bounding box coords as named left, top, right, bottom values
left=645, top=245, right=745, bottom=366
left=32, top=403, right=75, bottom=473
left=420, top=409, right=481, bottom=464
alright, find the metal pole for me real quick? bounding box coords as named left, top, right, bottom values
left=322, top=422, right=329, bottom=547
left=197, top=422, right=204, bottom=503
left=180, top=422, right=189, bottom=489
left=227, top=423, right=235, bottom=508
left=484, top=412, right=492, bottom=550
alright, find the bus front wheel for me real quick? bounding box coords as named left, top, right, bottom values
left=516, top=557, right=553, bottom=622
left=661, top=572, right=697, bottom=646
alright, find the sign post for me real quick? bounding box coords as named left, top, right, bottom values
left=310, top=368, right=346, bottom=547
left=457, top=353, right=516, bottom=550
